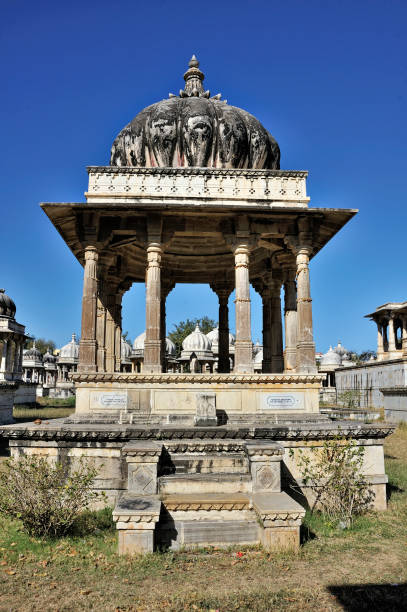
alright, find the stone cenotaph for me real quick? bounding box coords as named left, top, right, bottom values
left=1, top=58, right=394, bottom=553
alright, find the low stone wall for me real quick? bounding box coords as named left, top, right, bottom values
left=14, top=383, right=37, bottom=405
left=0, top=383, right=16, bottom=425
left=381, top=387, right=407, bottom=422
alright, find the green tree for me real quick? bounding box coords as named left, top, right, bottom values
left=168, top=317, right=216, bottom=358
left=348, top=350, right=376, bottom=365
left=25, top=338, right=56, bottom=354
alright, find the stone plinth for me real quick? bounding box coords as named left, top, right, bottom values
left=72, top=372, right=324, bottom=418
left=113, top=493, right=161, bottom=554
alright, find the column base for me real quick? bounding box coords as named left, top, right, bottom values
left=296, top=342, right=317, bottom=373
left=118, top=529, right=154, bottom=555
left=284, top=348, right=297, bottom=372
left=235, top=342, right=254, bottom=374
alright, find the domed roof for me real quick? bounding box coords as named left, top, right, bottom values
left=334, top=342, right=349, bottom=358
left=253, top=340, right=262, bottom=355
left=206, top=327, right=235, bottom=346
left=0, top=289, right=16, bottom=318
left=59, top=333, right=79, bottom=359
left=24, top=342, right=43, bottom=362
left=110, top=56, right=280, bottom=170
left=121, top=337, right=132, bottom=360
left=320, top=346, right=342, bottom=367
left=43, top=348, right=56, bottom=363
left=132, top=331, right=176, bottom=356
left=182, top=324, right=212, bottom=352
left=254, top=348, right=263, bottom=364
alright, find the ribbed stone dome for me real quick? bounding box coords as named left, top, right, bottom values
left=110, top=56, right=280, bottom=170
left=206, top=327, right=235, bottom=347
left=24, top=342, right=43, bottom=362
left=43, top=349, right=57, bottom=363
left=133, top=331, right=176, bottom=356
left=0, top=289, right=16, bottom=318
left=182, top=324, right=212, bottom=352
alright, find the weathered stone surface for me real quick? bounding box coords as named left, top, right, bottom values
left=195, top=392, right=217, bottom=426
left=159, top=520, right=259, bottom=550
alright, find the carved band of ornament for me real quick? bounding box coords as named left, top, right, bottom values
left=87, top=167, right=308, bottom=179
left=123, top=450, right=162, bottom=458
left=113, top=515, right=158, bottom=523
left=246, top=449, right=284, bottom=457
left=297, top=298, right=312, bottom=303
left=71, top=372, right=325, bottom=383
left=259, top=512, right=304, bottom=521
left=167, top=443, right=245, bottom=452
left=164, top=502, right=249, bottom=511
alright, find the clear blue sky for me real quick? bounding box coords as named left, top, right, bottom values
left=1, top=0, right=406, bottom=353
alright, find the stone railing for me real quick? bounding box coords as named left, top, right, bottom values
left=86, top=167, right=309, bottom=207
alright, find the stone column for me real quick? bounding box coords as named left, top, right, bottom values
left=78, top=247, right=98, bottom=372
left=293, top=224, right=316, bottom=373
left=160, top=282, right=174, bottom=373
left=96, top=289, right=107, bottom=372
left=388, top=314, right=396, bottom=354
left=270, top=279, right=284, bottom=373
left=144, top=243, right=162, bottom=373
left=402, top=316, right=407, bottom=357
left=105, top=290, right=116, bottom=372
left=284, top=269, right=297, bottom=372
left=376, top=319, right=384, bottom=361
left=211, top=285, right=233, bottom=373
left=114, top=294, right=123, bottom=372
left=0, top=338, right=8, bottom=381
left=261, top=284, right=272, bottom=373
left=234, top=244, right=253, bottom=373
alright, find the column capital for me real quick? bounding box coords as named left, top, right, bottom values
left=83, top=246, right=99, bottom=261
left=210, top=283, right=233, bottom=302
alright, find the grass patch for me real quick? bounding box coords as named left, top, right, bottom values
left=0, top=426, right=406, bottom=610
left=13, top=405, right=73, bottom=422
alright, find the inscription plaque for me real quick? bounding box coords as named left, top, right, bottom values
left=260, top=392, right=304, bottom=411
left=90, top=391, right=128, bottom=410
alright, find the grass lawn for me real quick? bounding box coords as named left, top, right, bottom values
left=0, top=426, right=406, bottom=611
left=12, top=397, right=75, bottom=423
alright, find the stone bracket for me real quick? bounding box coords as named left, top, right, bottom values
left=113, top=493, right=161, bottom=555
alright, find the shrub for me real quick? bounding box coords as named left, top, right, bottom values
left=0, top=455, right=102, bottom=537
left=290, top=436, right=374, bottom=526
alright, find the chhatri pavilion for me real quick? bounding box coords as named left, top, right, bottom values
left=1, top=57, right=394, bottom=554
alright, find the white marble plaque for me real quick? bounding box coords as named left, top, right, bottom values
left=260, top=392, right=304, bottom=411
left=90, top=391, right=128, bottom=410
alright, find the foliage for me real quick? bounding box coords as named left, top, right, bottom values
left=25, top=337, right=56, bottom=353
left=337, top=389, right=361, bottom=409
left=122, top=330, right=130, bottom=343
left=290, top=435, right=374, bottom=526
left=0, top=455, right=102, bottom=537
left=168, top=316, right=216, bottom=357
left=348, top=349, right=376, bottom=364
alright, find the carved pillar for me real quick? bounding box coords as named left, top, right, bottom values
left=388, top=314, right=396, bottom=354
left=234, top=244, right=253, bottom=373
left=115, top=293, right=123, bottom=372
left=105, top=290, right=116, bottom=372
left=211, top=285, right=233, bottom=373
left=284, top=268, right=297, bottom=371
left=160, top=282, right=174, bottom=373
left=402, top=316, right=407, bottom=357
left=96, top=284, right=107, bottom=372
left=376, top=319, right=384, bottom=361
left=259, top=283, right=272, bottom=374
left=0, top=338, right=8, bottom=380
left=144, top=243, right=162, bottom=373
left=270, top=278, right=284, bottom=373
left=78, top=247, right=98, bottom=372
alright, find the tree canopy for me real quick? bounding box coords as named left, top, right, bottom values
left=168, top=317, right=217, bottom=358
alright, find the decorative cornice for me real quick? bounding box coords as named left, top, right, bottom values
left=163, top=500, right=249, bottom=511
left=0, top=423, right=396, bottom=442
left=87, top=166, right=308, bottom=179
left=72, top=372, right=325, bottom=384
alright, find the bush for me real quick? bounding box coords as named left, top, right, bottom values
left=290, top=436, right=374, bottom=526
left=0, top=455, right=102, bottom=537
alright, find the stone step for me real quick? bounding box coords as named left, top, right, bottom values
left=159, top=473, right=252, bottom=495
left=163, top=453, right=249, bottom=475
left=161, top=492, right=251, bottom=511
left=157, top=519, right=259, bottom=550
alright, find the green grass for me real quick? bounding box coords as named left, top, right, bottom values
left=12, top=406, right=73, bottom=422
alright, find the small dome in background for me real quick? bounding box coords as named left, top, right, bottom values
left=182, top=324, right=212, bottom=352
left=24, top=341, right=43, bottom=362
left=132, top=331, right=176, bottom=356
left=121, top=337, right=132, bottom=360
left=59, top=333, right=79, bottom=359
left=166, top=337, right=176, bottom=357
left=320, top=346, right=342, bottom=367
left=206, top=326, right=235, bottom=347
left=254, top=348, right=263, bottom=364
left=0, top=289, right=16, bottom=319
left=334, top=341, right=349, bottom=358
left=43, top=348, right=57, bottom=363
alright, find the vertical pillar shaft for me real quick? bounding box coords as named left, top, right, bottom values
left=270, top=280, right=284, bottom=373
left=78, top=247, right=98, bottom=372
left=144, top=243, right=162, bottom=373
left=211, top=285, right=232, bottom=373
left=284, top=270, right=297, bottom=372
left=96, top=290, right=107, bottom=372
left=262, top=289, right=272, bottom=373
left=295, top=247, right=316, bottom=373
left=388, top=316, right=396, bottom=352
left=105, top=291, right=116, bottom=372
left=377, top=320, right=384, bottom=360
left=234, top=245, right=253, bottom=373
left=114, top=294, right=122, bottom=372
left=402, top=316, right=407, bottom=356
left=0, top=339, right=7, bottom=380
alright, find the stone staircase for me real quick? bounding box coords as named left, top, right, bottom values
left=113, top=439, right=306, bottom=554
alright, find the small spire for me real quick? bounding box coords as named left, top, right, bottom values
left=189, top=54, right=199, bottom=68
left=169, top=56, right=222, bottom=100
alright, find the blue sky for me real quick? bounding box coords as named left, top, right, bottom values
left=1, top=0, right=406, bottom=353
